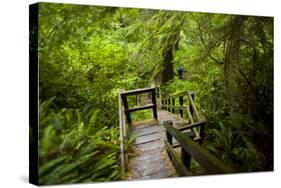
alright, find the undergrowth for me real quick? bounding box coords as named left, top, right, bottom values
left=38, top=97, right=123, bottom=185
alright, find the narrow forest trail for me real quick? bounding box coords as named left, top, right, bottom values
left=126, top=110, right=184, bottom=180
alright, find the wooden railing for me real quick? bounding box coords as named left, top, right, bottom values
left=119, top=87, right=233, bottom=177
left=162, top=91, right=199, bottom=121
left=161, top=91, right=202, bottom=142
left=163, top=120, right=234, bottom=175
left=120, top=87, right=158, bottom=124
left=118, top=87, right=158, bottom=175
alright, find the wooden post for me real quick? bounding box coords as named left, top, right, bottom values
left=121, top=94, right=132, bottom=124
left=161, top=99, right=164, bottom=110
left=151, top=89, right=158, bottom=120
left=118, top=89, right=126, bottom=174
left=172, top=97, right=175, bottom=113
left=189, top=93, right=195, bottom=120
left=135, top=93, right=138, bottom=106
left=166, top=130, right=172, bottom=145
left=179, top=96, right=183, bottom=118
left=198, top=122, right=205, bottom=145
left=181, top=147, right=191, bottom=169
left=165, top=121, right=173, bottom=159
left=168, top=98, right=171, bottom=112
left=139, top=93, right=142, bottom=105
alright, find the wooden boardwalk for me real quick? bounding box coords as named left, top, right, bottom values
left=126, top=110, right=183, bottom=180
left=119, top=87, right=233, bottom=180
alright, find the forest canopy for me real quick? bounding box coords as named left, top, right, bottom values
left=33, top=2, right=273, bottom=185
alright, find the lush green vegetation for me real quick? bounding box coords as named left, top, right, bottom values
left=38, top=98, right=121, bottom=184
left=35, top=2, right=273, bottom=184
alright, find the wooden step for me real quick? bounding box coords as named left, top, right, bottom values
left=133, top=125, right=163, bottom=136
left=137, top=139, right=164, bottom=151
left=131, top=119, right=159, bottom=128
left=134, top=132, right=162, bottom=145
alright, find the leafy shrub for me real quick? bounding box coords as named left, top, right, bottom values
left=131, top=109, right=152, bottom=122
left=39, top=98, right=121, bottom=185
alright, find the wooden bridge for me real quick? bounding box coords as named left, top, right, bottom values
left=118, top=87, right=234, bottom=180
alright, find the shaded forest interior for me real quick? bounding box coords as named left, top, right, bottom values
left=32, top=3, right=273, bottom=185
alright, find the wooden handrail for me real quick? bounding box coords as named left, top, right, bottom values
left=161, top=90, right=201, bottom=121
left=164, top=139, right=193, bottom=176
left=164, top=121, right=234, bottom=174
left=160, top=89, right=203, bottom=140
left=120, top=87, right=155, bottom=96
left=120, top=87, right=158, bottom=124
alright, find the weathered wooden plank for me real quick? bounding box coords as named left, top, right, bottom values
left=134, top=124, right=154, bottom=130
left=132, top=148, right=163, bottom=163
left=164, top=121, right=235, bottom=174
left=133, top=125, right=163, bottom=136
left=126, top=109, right=180, bottom=180
left=137, top=171, right=170, bottom=180
left=132, top=166, right=167, bottom=177
left=132, top=147, right=171, bottom=178
left=138, top=131, right=160, bottom=138
left=131, top=119, right=159, bottom=128
left=135, top=132, right=162, bottom=145
left=164, top=139, right=193, bottom=176
left=137, top=139, right=164, bottom=151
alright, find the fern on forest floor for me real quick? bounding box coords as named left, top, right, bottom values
left=37, top=98, right=123, bottom=185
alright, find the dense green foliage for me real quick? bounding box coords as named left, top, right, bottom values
left=39, top=98, right=121, bottom=184
left=162, top=14, right=273, bottom=171
left=35, top=2, right=273, bottom=184
left=171, top=14, right=273, bottom=172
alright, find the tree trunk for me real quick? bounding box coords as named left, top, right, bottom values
left=224, top=16, right=244, bottom=100
left=161, top=31, right=180, bottom=84
left=161, top=45, right=174, bottom=84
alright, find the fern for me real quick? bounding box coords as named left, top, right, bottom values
left=38, top=98, right=122, bottom=185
